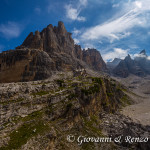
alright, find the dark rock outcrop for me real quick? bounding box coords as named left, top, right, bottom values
left=82, top=48, right=107, bottom=71
left=0, top=49, right=54, bottom=83
left=0, top=21, right=107, bottom=83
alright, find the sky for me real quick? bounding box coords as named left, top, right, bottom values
left=0, top=0, right=150, bottom=62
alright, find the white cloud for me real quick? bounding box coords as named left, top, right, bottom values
left=79, top=0, right=87, bottom=7
left=147, top=56, right=150, bottom=60
left=135, top=1, right=142, bottom=8
left=65, top=0, right=87, bottom=21
left=79, top=0, right=150, bottom=43
left=83, top=43, right=95, bottom=50
left=134, top=53, right=146, bottom=58
left=74, top=38, right=80, bottom=44
left=112, top=3, right=120, bottom=8
left=0, top=22, right=22, bottom=39
left=72, top=28, right=81, bottom=36
left=81, top=9, right=140, bottom=42
left=103, top=48, right=129, bottom=62
left=133, top=52, right=150, bottom=61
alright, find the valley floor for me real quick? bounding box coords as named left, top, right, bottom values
left=113, top=75, right=150, bottom=126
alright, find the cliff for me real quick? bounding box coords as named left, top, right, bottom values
left=0, top=75, right=136, bottom=150
left=0, top=22, right=107, bottom=83
left=1, top=74, right=149, bottom=150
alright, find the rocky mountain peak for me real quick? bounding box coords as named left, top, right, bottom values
left=112, top=58, right=122, bottom=64
left=47, top=24, right=53, bottom=29
left=0, top=21, right=107, bottom=83
left=16, top=21, right=72, bottom=52
left=124, top=54, right=132, bottom=63
left=82, top=48, right=107, bottom=71
left=57, top=21, right=67, bottom=35
left=140, top=49, right=147, bottom=56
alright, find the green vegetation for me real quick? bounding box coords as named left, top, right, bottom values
left=81, top=84, right=100, bottom=95
left=66, top=103, right=73, bottom=109
left=0, top=76, right=133, bottom=150
left=80, top=77, right=103, bottom=96
left=0, top=98, right=24, bottom=105
left=56, top=79, right=64, bottom=87
left=31, top=91, right=49, bottom=97
left=83, top=116, right=102, bottom=136
left=81, top=142, right=95, bottom=150
left=121, top=95, right=131, bottom=105
left=22, top=110, right=43, bottom=122
left=0, top=110, right=48, bottom=150
left=111, top=83, right=116, bottom=87
left=92, top=77, right=103, bottom=85
left=0, top=121, right=49, bottom=150
left=67, top=93, right=77, bottom=99
left=116, top=87, right=122, bottom=92
left=107, top=92, right=113, bottom=97
left=79, top=115, right=103, bottom=150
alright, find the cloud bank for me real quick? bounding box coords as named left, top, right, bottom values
left=72, top=0, right=150, bottom=61
left=81, top=0, right=150, bottom=42
left=103, top=48, right=129, bottom=62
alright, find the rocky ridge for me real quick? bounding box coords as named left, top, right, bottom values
left=0, top=73, right=139, bottom=150
left=0, top=21, right=107, bottom=83
left=0, top=73, right=150, bottom=150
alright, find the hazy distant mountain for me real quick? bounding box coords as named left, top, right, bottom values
left=135, top=50, right=150, bottom=74
left=107, top=58, right=122, bottom=71
left=113, top=51, right=149, bottom=78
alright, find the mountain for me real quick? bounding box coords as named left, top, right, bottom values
left=2, top=74, right=149, bottom=150
left=113, top=50, right=150, bottom=78
left=139, top=49, right=147, bottom=56
left=113, top=54, right=145, bottom=78
left=0, top=21, right=107, bottom=83
left=135, top=50, right=150, bottom=74
left=82, top=48, right=107, bottom=71
left=1, top=22, right=150, bottom=150
left=107, top=58, right=122, bottom=71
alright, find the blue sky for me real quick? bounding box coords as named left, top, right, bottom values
left=0, top=0, right=150, bottom=61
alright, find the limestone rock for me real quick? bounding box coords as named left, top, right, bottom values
left=82, top=48, right=107, bottom=71
left=0, top=21, right=107, bottom=83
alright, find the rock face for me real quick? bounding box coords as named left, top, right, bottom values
left=74, top=46, right=107, bottom=71
left=17, top=22, right=74, bottom=55
left=0, top=75, right=135, bottom=150
left=82, top=48, right=107, bottom=71
left=0, top=21, right=107, bottom=83
left=113, top=51, right=150, bottom=77
left=100, top=112, right=150, bottom=150
left=0, top=49, right=54, bottom=83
